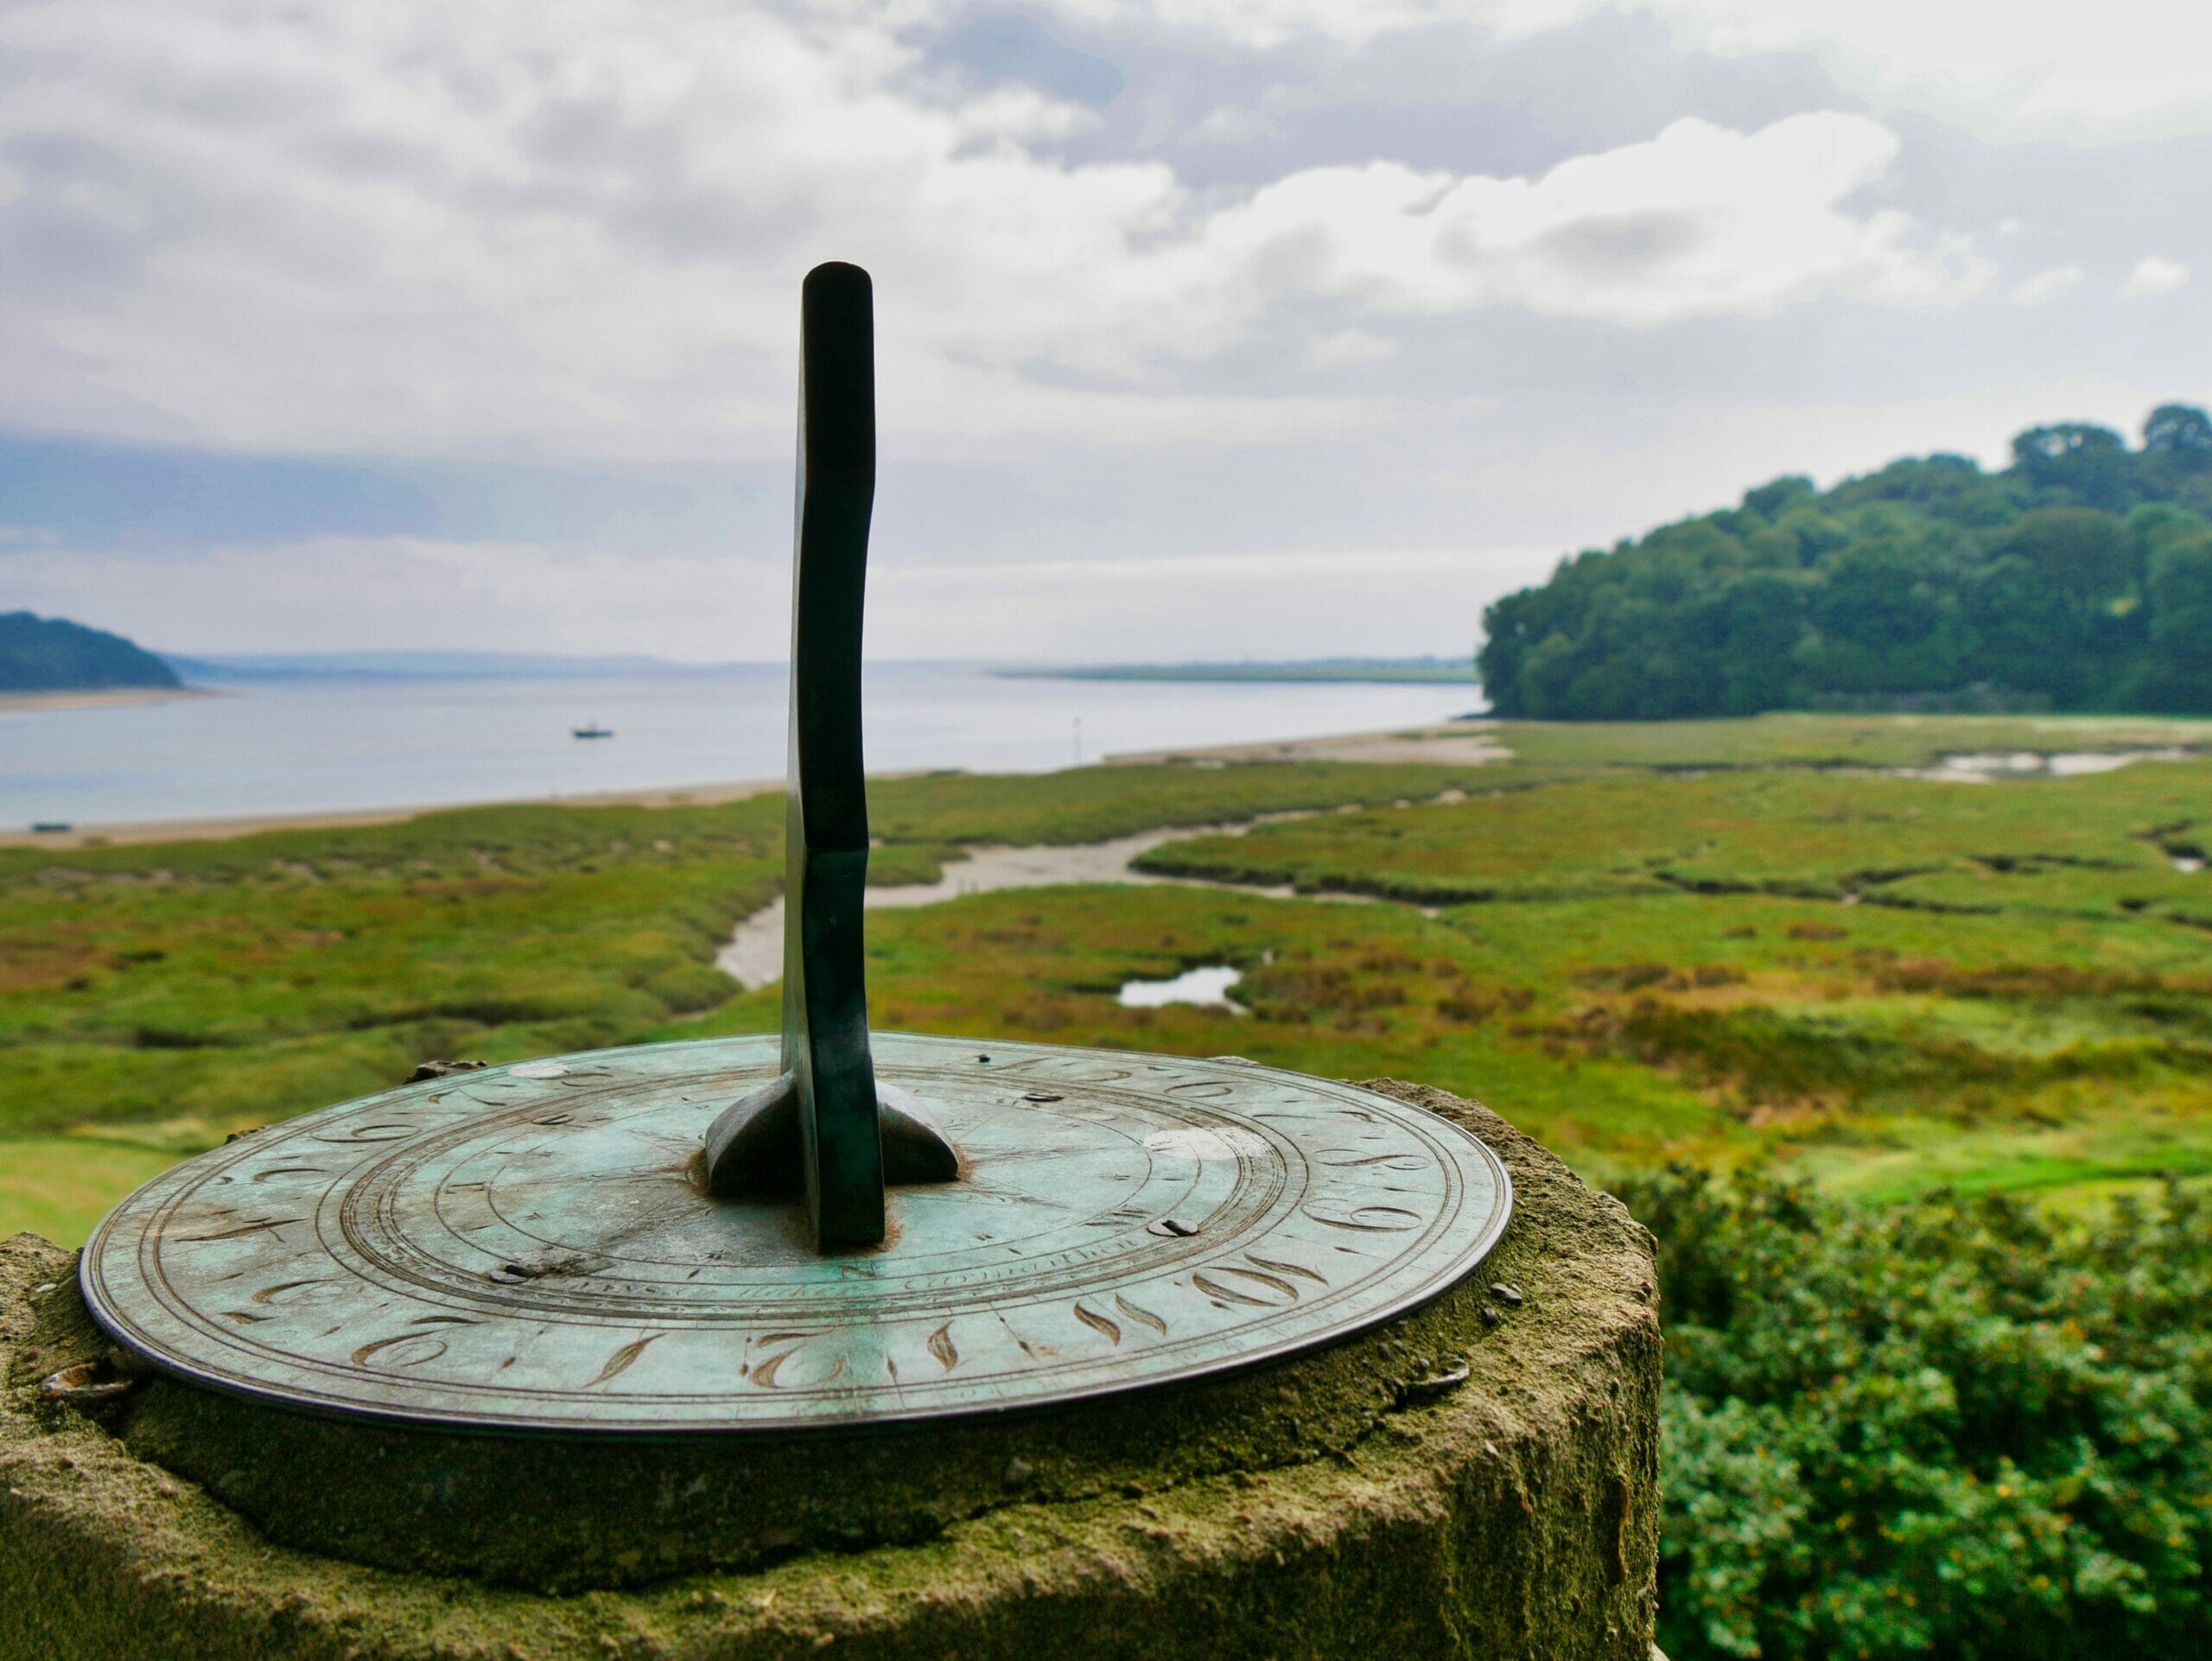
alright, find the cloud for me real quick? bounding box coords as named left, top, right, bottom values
left=3, top=537, right=776, bottom=659
left=1, top=532, right=1546, bottom=661
left=2122, top=255, right=2189, bottom=296
left=1, top=0, right=2196, bottom=665
left=1173, top=114, right=1984, bottom=333
left=1306, top=328, right=1397, bottom=367
left=0, top=3, right=1977, bottom=463
left=1050, top=2, right=2212, bottom=140
left=1623, top=1, right=2212, bottom=140
left=2010, top=264, right=2084, bottom=306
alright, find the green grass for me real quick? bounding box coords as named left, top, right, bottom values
left=0, top=1137, right=181, bottom=1245
left=1138, top=756, right=2212, bottom=912
left=6, top=713, right=2212, bottom=1242
left=1494, top=710, right=2212, bottom=770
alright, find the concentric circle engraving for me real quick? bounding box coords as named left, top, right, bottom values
left=82, top=1034, right=1511, bottom=1432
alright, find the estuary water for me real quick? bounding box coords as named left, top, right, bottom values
left=0, top=663, right=1481, bottom=830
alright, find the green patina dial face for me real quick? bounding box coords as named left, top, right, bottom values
left=82, top=1033, right=1511, bottom=1433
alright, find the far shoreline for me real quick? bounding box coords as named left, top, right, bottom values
left=0, top=722, right=1505, bottom=850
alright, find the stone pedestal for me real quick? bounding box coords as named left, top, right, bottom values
left=1, top=1085, right=1660, bottom=1660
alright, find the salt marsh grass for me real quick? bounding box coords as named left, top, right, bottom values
left=5, top=715, right=2209, bottom=1240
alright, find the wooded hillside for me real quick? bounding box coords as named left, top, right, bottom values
left=1478, top=405, right=2212, bottom=719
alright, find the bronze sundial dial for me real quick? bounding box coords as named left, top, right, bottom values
left=80, top=264, right=1512, bottom=1433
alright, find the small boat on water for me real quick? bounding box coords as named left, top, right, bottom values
left=572, top=723, right=614, bottom=740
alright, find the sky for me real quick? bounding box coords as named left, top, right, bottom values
left=1, top=0, right=2205, bottom=663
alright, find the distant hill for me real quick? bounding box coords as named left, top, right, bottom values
left=0, top=612, right=181, bottom=694
left=1479, top=403, right=2212, bottom=719
left=1003, top=656, right=1476, bottom=684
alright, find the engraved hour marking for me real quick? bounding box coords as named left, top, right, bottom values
left=1317, top=1150, right=1429, bottom=1172
left=1192, top=1266, right=1300, bottom=1307
left=926, top=1322, right=958, bottom=1371
left=312, top=1122, right=416, bottom=1144
left=182, top=1215, right=299, bottom=1243
left=1303, top=1203, right=1422, bottom=1232
left=752, top=1332, right=842, bottom=1391
left=350, top=1333, right=449, bottom=1370
left=585, top=1334, right=660, bottom=1389
left=251, top=1278, right=327, bottom=1305
left=995, top=1058, right=1133, bottom=1083
left=1114, top=1293, right=1168, bottom=1336
left=1244, top=1251, right=1326, bottom=1284
left=1072, top=1301, right=1121, bottom=1345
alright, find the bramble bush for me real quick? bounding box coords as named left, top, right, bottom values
left=1620, top=1168, right=2209, bottom=1659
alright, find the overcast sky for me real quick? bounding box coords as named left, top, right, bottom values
left=2, top=0, right=2205, bottom=661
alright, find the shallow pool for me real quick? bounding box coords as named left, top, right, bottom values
left=1118, top=964, right=1246, bottom=1011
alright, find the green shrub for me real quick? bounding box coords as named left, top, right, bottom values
left=1622, top=1168, right=2209, bottom=1658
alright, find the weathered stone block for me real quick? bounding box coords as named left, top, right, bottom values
left=1, top=1086, right=1659, bottom=1659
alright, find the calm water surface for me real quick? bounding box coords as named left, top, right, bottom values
left=0, top=665, right=1481, bottom=829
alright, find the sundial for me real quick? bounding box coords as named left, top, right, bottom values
left=80, top=264, right=1512, bottom=1434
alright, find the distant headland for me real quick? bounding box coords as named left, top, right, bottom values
left=0, top=611, right=185, bottom=700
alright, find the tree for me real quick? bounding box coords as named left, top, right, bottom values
left=1803, top=540, right=1961, bottom=694
left=2142, top=533, right=2212, bottom=710
left=2010, top=423, right=2133, bottom=509
left=2143, top=403, right=2212, bottom=464
left=1741, top=475, right=1815, bottom=519
left=1994, top=508, right=2135, bottom=612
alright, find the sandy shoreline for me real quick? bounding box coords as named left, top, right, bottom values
left=1106, top=720, right=1502, bottom=767
left=0, top=686, right=217, bottom=716
left=0, top=722, right=1499, bottom=851
left=0, top=777, right=788, bottom=850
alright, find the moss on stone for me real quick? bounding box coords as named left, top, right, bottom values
left=2, top=1088, right=1659, bottom=1659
